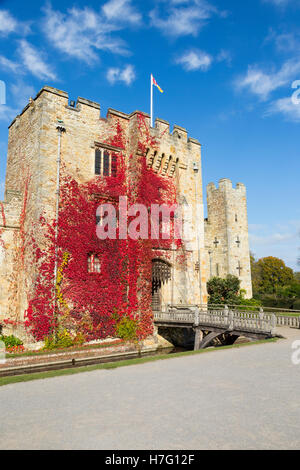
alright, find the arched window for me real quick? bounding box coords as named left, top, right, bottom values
left=87, top=253, right=101, bottom=273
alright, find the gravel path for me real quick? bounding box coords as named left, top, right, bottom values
left=1, top=327, right=299, bottom=450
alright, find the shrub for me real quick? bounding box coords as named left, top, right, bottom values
left=6, top=345, right=25, bottom=354
left=43, top=329, right=74, bottom=350
left=207, top=275, right=241, bottom=305
left=238, top=297, right=262, bottom=311
left=0, top=334, right=23, bottom=348
left=115, top=316, right=138, bottom=342
left=73, top=332, right=86, bottom=345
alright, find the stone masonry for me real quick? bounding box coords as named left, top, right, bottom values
left=204, top=179, right=252, bottom=297
left=0, top=86, right=252, bottom=334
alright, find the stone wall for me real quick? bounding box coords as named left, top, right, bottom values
left=0, top=85, right=208, bottom=329
left=0, top=85, right=254, bottom=335
left=204, top=178, right=252, bottom=298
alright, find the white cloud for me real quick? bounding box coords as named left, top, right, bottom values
left=107, top=64, right=136, bottom=85
left=216, top=49, right=232, bottom=65
left=273, top=32, right=299, bottom=52
left=102, top=0, right=142, bottom=24
left=18, top=40, right=56, bottom=81
left=265, top=28, right=300, bottom=52
left=0, top=9, right=30, bottom=36
left=11, top=82, right=36, bottom=109
left=0, top=55, right=20, bottom=74
left=267, top=96, right=300, bottom=121
left=236, top=59, right=300, bottom=100
left=0, top=105, right=18, bottom=122
left=42, top=4, right=131, bottom=64
left=176, top=50, right=212, bottom=71
left=0, top=10, right=18, bottom=35
left=150, top=0, right=218, bottom=38
left=249, top=219, right=300, bottom=270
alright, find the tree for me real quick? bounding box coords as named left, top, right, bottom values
left=207, top=275, right=241, bottom=305
left=254, top=256, right=294, bottom=295
left=250, top=252, right=261, bottom=295
left=277, top=282, right=300, bottom=299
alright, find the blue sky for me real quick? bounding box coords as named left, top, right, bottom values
left=0, top=0, right=299, bottom=270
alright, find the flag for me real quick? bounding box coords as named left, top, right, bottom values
left=152, top=75, right=163, bottom=93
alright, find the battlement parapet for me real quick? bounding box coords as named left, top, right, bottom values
left=172, top=125, right=187, bottom=142
left=155, top=118, right=169, bottom=134
left=207, top=179, right=246, bottom=194
left=153, top=118, right=200, bottom=150
left=77, top=96, right=100, bottom=111
left=8, top=86, right=201, bottom=151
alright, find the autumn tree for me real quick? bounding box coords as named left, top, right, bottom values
left=250, top=252, right=261, bottom=295
left=253, top=256, right=293, bottom=295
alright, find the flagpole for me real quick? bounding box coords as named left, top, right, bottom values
left=150, top=73, right=153, bottom=128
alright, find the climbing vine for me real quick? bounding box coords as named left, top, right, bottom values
left=24, top=115, right=182, bottom=342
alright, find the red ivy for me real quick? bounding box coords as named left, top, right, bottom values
left=25, top=116, right=180, bottom=341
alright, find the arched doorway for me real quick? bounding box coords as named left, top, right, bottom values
left=152, top=259, right=171, bottom=311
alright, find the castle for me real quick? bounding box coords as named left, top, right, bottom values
left=0, top=86, right=252, bottom=338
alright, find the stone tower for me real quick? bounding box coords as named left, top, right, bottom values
left=0, top=86, right=208, bottom=328
left=204, top=178, right=252, bottom=298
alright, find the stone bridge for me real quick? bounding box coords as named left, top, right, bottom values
left=154, top=305, right=278, bottom=350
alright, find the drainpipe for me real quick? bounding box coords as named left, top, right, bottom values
left=53, top=121, right=66, bottom=332
left=193, top=162, right=203, bottom=307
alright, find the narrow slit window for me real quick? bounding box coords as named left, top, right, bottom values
left=103, top=151, right=110, bottom=176
left=111, top=154, right=117, bottom=177
left=95, top=149, right=102, bottom=175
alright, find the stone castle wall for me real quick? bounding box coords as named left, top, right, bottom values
left=204, top=178, right=252, bottom=298
left=0, top=85, right=253, bottom=331
left=0, top=86, right=208, bottom=325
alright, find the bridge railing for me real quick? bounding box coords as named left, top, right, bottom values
left=198, top=310, right=274, bottom=334
left=155, top=304, right=300, bottom=330
left=153, top=311, right=196, bottom=324
left=154, top=305, right=277, bottom=335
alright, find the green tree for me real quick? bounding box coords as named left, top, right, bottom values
left=250, top=252, right=261, bottom=296
left=254, top=256, right=294, bottom=295
left=277, top=282, right=300, bottom=299
left=207, top=275, right=241, bottom=305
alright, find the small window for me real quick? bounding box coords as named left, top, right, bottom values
left=95, top=149, right=102, bottom=175
left=111, top=153, right=117, bottom=177
left=235, top=214, right=238, bottom=222
left=88, top=254, right=101, bottom=273
left=103, top=151, right=110, bottom=176
left=94, top=148, right=118, bottom=177
left=216, top=263, right=219, bottom=276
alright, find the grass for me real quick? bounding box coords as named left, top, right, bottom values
left=6, top=339, right=124, bottom=359
left=0, top=337, right=278, bottom=387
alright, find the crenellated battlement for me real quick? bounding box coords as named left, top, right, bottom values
left=8, top=86, right=201, bottom=153
left=207, top=178, right=246, bottom=195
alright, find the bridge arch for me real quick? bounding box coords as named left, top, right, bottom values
left=198, top=331, right=240, bottom=349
